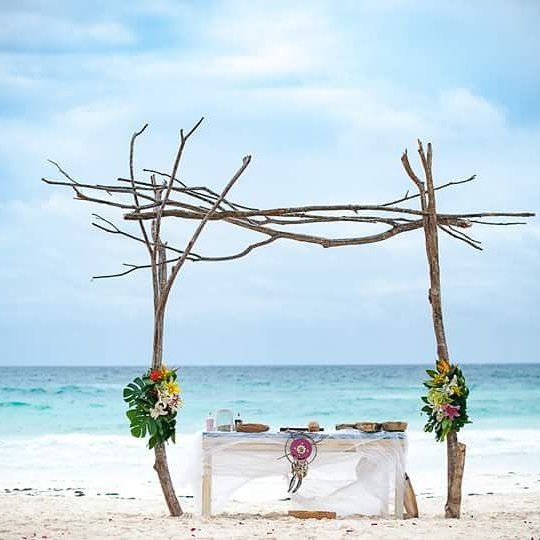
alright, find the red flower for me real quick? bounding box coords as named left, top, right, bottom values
left=150, top=370, right=161, bottom=382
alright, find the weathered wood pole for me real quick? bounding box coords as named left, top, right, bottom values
left=402, top=141, right=466, bottom=518
left=146, top=153, right=251, bottom=516
left=151, top=242, right=183, bottom=516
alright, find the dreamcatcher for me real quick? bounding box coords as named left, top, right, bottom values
left=281, top=432, right=320, bottom=493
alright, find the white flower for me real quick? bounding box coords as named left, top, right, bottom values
left=443, top=375, right=459, bottom=396
left=436, top=407, right=445, bottom=422
left=150, top=400, right=168, bottom=419
left=164, top=393, right=182, bottom=411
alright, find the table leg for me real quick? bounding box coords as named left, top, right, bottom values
left=202, top=453, right=212, bottom=518
left=394, top=441, right=405, bottom=519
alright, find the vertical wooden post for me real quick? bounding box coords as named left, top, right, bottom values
left=445, top=431, right=466, bottom=517
left=394, top=441, right=405, bottom=519
left=151, top=238, right=183, bottom=516
left=402, top=141, right=466, bottom=518
left=202, top=443, right=213, bottom=518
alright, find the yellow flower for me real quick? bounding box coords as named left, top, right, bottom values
left=164, top=380, right=180, bottom=396
left=432, top=372, right=447, bottom=385
left=427, top=388, right=449, bottom=407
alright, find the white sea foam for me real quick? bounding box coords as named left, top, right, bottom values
left=1, top=429, right=539, bottom=500
left=0, top=433, right=199, bottom=497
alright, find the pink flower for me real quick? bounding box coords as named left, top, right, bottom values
left=165, top=394, right=182, bottom=411
left=442, top=403, right=460, bottom=421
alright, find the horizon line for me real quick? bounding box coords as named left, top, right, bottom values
left=2, top=361, right=539, bottom=368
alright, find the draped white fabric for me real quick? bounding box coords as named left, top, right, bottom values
left=181, top=431, right=407, bottom=517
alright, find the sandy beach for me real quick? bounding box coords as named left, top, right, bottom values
left=1, top=427, right=539, bottom=539
left=1, top=489, right=539, bottom=539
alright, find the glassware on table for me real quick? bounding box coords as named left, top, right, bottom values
left=205, top=412, right=216, bottom=432
left=215, top=408, right=234, bottom=432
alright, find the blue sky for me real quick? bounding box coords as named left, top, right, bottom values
left=1, top=1, right=539, bottom=366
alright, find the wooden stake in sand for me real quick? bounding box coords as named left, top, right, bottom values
left=404, top=473, right=419, bottom=519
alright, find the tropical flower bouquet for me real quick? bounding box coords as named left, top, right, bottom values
left=123, top=365, right=182, bottom=448
left=421, top=359, right=471, bottom=441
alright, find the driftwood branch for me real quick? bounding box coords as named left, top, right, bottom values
left=157, top=155, right=252, bottom=315
left=91, top=214, right=185, bottom=253
left=439, top=225, right=482, bottom=251
left=152, top=117, right=205, bottom=253
left=92, top=231, right=280, bottom=280
left=43, top=138, right=533, bottom=281
left=384, top=174, right=476, bottom=206
left=128, top=123, right=154, bottom=259
left=46, top=159, right=81, bottom=185
left=404, top=139, right=464, bottom=519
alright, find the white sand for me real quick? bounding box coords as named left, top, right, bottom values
left=1, top=490, right=538, bottom=539
left=2, top=431, right=539, bottom=538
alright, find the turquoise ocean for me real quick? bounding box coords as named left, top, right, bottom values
left=0, top=364, right=540, bottom=439
left=2, top=364, right=539, bottom=437
left=1, top=364, right=539, bottom=498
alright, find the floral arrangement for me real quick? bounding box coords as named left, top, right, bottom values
left=421, top=359, right=471, bottom=442
left=123, top=365, right=182, bottom=448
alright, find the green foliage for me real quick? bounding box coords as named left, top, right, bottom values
left=421, top=363, right=471, bottom=442
left=123, top=367, right=182, bottom=448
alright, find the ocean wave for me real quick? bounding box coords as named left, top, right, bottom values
left=0, top=401, right=31, bottom=407
left=1, top=385, right=112, bottom=395
left=54, top=385, right=106, bottom=395
left=0, top=432, right=197, bottom=449
left=0, top=401, right=51, bottom=410
left=1, top=386, right=47, bottom=394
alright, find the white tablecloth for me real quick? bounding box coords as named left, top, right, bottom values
left=181, top=431, right=407, bottom=517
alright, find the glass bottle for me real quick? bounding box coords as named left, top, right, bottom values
left=205, top=412, right=215, bottom=432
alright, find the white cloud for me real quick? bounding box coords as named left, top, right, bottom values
left=0, top=13, right=133, bottom=49
left=0, top=0, right=538, bottom=364
left=438, top=88, right=504, bottom=131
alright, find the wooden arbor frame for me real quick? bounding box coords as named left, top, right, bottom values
left=43, top=118, right=534, bottom=518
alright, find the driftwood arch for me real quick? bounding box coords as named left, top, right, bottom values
left=43, top=118, right=533, bottom=519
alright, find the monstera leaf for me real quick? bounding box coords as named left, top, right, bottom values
left=124, top=376, right=155, bottom=439
left=123, top=376, right=151, bottom=405
left=126, top=407, right=151, bottom=438
left=148, top=413, right=177, bottom=449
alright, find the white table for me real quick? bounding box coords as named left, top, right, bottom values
left=199, top=431, right=407, bottom=518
